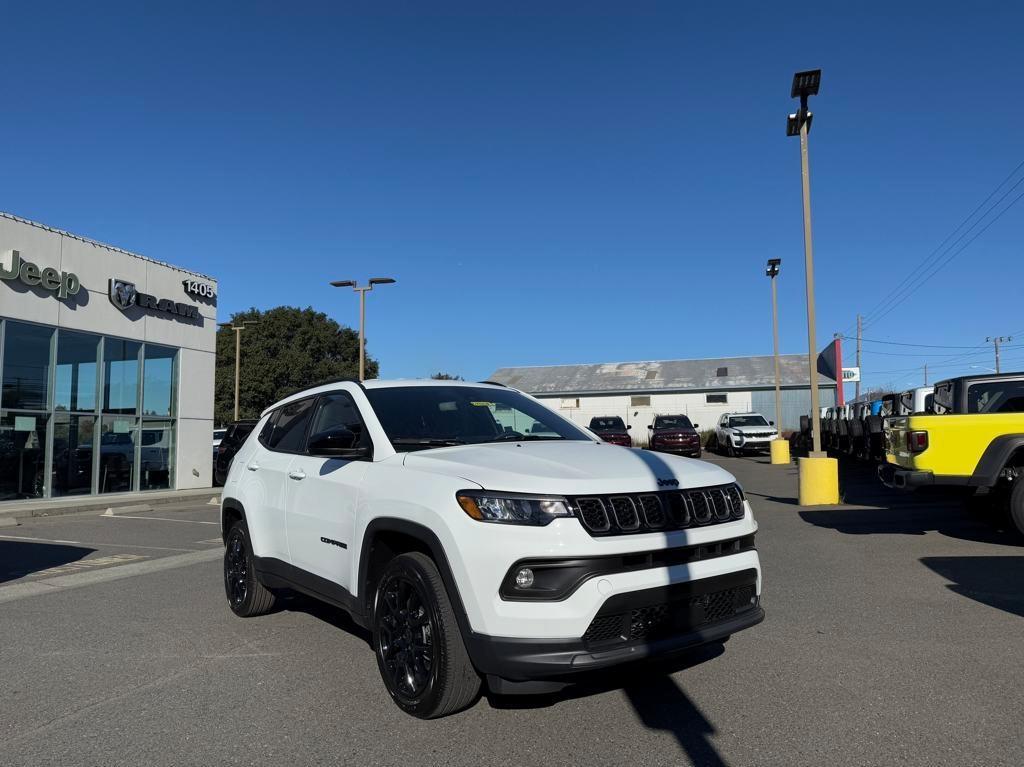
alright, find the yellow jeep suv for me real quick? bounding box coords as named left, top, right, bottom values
left=879, top=372, right=1024, bottom=536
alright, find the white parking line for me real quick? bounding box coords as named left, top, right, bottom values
left=0, top=549, right=222, bottom=605
left=102, top=515, right=218, bottom=525
left=0, top=533, right=196, bottom=553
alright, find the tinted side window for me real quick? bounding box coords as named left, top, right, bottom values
left=308, top=392, right=370, bottom=448
left=265, top=398, right=316, bottom=452
left=967, top=381, right=1024, bottom=414
left=258, top=413, right=279, bottom=447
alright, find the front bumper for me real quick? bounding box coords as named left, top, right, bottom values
left=466, top=568, right=763, bottom=680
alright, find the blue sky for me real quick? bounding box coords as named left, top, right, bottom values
left=3, top=2, right=1023, bottom=394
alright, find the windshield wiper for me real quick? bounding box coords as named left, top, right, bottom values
left=391, top=438, right=466, bottom=448
left=487, top=434, right=565, bottom=442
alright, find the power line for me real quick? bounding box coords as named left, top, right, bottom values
left=839, top=335, right=989, bottom=349
left=856, top=159, right=1024, bottom=330
left=864, top=181, right=1024, bottom=329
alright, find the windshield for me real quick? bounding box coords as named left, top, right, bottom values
left=729, top=415, right=769, bottom=428
left=654, top=416, right=693, bottom=429
left=365, top=386, right=591, bottom=449
left=589, top=417, right=625, bottom=431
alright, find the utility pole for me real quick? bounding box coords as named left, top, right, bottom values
left=855, top=314, right=862, bottom=401
left=924, top=363, right=928, bottom=386
left=986, top=336, right=1011, bottom=374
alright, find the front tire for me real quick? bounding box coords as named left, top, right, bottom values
left=223, top=521, right=277, bottom=617
left=372, top=552, right=481, bottom=718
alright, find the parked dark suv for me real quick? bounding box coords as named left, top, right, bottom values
left=588, top=416, right=633, bottom=447
left=648, top=414, right=701, bottom=457
left=213, top=419, right=258, bottom=486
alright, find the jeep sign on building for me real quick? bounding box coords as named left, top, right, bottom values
left=0, top=212, right=218, bottom=502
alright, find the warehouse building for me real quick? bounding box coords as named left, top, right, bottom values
left=0, top=212, right=217, bottom=502
left=488, top=355, right=837, bottom=444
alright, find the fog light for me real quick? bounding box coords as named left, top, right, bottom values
left=514, top=568, right=534, bottom=589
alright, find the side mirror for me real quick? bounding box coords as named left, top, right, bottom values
left=769, top=420, right=775, bottom=426
left=647, top=424, right=653, bottom=429
left=693, top=424, right=699, bottom=429
left=626, top=425, right=632, bottom=430
left=308, top=427, right=369, bottom=459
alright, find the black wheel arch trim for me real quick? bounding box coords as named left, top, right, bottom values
left=971, top=434, right=1024, bottom=487
left=221, top=497, right=246, bottom=542
left=357, top=518, right=475, bottom=649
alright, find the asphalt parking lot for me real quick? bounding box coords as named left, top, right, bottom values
left=1, top=456, right=1022, bottom=767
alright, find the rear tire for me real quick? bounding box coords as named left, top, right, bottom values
left=223, top=521, right=277, bottom=617
left=1009, top=479, right=1024, bottom=540
left=372, top=552, right=481, bottom=718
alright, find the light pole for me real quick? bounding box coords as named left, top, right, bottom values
left=787, top=68, right=824, bottom=457
left=218, top=320, right=258, bottom=421
left=330, top=277, right=396, bottom=381
left=766, top=258, right=783, bottom=433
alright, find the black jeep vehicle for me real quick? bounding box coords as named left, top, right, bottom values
left=213, top=419, right=259, bottom=486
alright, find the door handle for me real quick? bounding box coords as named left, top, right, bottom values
left=288, top=469, right=306, bottom=480
left=246, top=462, right=260, bottom=471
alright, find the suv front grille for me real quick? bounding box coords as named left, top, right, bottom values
left=582, top=583, right=758, bottom=650
left=571, top=484, right=745, bottom=536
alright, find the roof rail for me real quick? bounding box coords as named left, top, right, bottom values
left=479, top=380, right=507, bottom=387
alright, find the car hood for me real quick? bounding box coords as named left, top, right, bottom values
left=732, top=426, right=775, bottom=434
left=652, top=428, right=698, bottom=436
left=402, top=441, right=734, bottom=495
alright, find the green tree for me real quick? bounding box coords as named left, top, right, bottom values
left=430, top=372, right=464, bottom=380
left=215, top=306, right=377, bottom=424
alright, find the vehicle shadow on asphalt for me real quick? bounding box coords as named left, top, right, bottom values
left=920, top=556, right=1024, bottom=617
left=487, top=644, right=730, bottom=766
left=0, top=540, right=96, bottom=583
left=281, top=595, right=371, bottom=643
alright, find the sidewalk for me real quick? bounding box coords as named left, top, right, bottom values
left=0, top=487, right=221, bottom=523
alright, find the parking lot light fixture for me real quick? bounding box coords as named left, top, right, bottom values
left=330, top=277, right=397, bottom=381
left=766, top=259, right=783, bottom=435
left=787, top=68, right=824, bottom=457
left=219, top=320, right=259, bottom=421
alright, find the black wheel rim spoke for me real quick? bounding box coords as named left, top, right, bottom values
left=224, top=532, right=248, bottom=606
left=376, top=572, right=435, bottom=701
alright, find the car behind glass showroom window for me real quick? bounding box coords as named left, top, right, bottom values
left=262, top=398, right=315, bottom=452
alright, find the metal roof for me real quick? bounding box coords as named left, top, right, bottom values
left=0, top=211, right=217, bottom=282
left=488, top=354, right=837, bottom=396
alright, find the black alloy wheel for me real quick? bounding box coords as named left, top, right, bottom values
left=223, top=522, right=277, bottom=617
left=376, top=571, right=435, bottom=700
left=224, top=528, right=248, bottom=609
left=372, top=552, right=481, bottom=718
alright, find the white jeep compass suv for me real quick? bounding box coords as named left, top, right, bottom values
left=221, top=379, right=763, bottom=718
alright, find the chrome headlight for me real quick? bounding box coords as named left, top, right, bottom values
left=456, top=491, right=573, bottom=526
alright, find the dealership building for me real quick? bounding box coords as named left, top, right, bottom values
left=0, top=212, right=218, bottom=503
left=489, top=355, right=838, bottom=443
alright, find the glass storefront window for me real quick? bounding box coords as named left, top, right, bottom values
left=2, top=321, right=54, bottom=410
left=140, top=420, right=174, bottom=490
left=98, top=415, right=137, bottom=494
left=103, top=339, right=141, bottom=415
left=142, top=345, right=177, bottom=417
left=51, top=412, right=96, bottom=497
left=0, top=412, right=49, bottom=500
left=55, top=330, right=99, bottom=412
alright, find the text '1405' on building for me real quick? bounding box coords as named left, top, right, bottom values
left=0, top=212, right=217, bottom=503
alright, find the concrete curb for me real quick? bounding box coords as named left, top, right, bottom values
left=0, top=517, right=20, bottom=528
left=0, top=488, right=221, bottom=522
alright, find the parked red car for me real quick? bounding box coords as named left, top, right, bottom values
left=648, top=414, right=701, bottom=458
left=588, top=416, right=633, bottom=447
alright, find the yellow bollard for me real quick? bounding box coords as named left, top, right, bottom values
left=797, top=456, right=840, bottom=506
left=770, top=439, right=790, bottom=465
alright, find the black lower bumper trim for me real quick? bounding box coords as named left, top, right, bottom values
left=468, top=607, right=763, bottom=680
left=878, top=464, right=970, bottom=490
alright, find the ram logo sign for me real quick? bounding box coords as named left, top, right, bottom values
left=108, top=278, right=200, bottom=320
